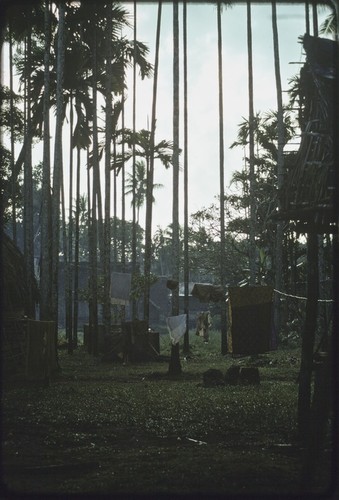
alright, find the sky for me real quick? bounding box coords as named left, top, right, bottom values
left=120, top=1, right=331, bottom=230
left=1, top=1, right=332, bottom=232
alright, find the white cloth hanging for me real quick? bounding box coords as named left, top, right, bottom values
left=166, top=314, right=187, bottom=345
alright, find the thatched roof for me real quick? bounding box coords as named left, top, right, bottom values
left=279, top=34, right=337, bottom=234
left=1, top=231, right=39, bottom=317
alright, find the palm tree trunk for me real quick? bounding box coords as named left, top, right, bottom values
left=24, top=28, right=35, bottom=319
left=272, top=0, right=284, bottom=340
left=305, top=1, right=310, bottom=35
left=113, top=137, right=118, bottom=268
left=60, top=165, right=71, bottom=349
left=9, top=22, right=17, bottom=243
left=183, top=1, right=189, bottom=356
left=52, top=1, right=66, bottom=354
left=103, top=3, right=113, bottom=334
left=73, top=145, right=81, bottom=347
left=217, top=2, right=227, bottom=354
left=131, top=0, right=138, bottom=319
left=247, top=0, right=257, bottom=284
left=121, top=91, right=126, bottom=271
left=169, top=0, right=181, bottom=376
left=66, top=91, right=74, bottom=352
left=143, top=0, right=162, bottom=322
left=89, top=20, right=99, bottom=356
left=40, top=0, right=52, bottom=321
left=312, top=2, right=318, bottom=36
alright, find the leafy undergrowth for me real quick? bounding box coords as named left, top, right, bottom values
left=1, top=332, right=334, bottom=496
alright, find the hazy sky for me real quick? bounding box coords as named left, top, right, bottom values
left=1, top=2, right=332, bottom=232
left=121, top=1, right=331, bottom=229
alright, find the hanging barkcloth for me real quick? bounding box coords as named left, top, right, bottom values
left=166, top=314, right=187, bottom=345
left=227, top=286, right=275, bottom=355
left=196, top=311, right=212, bottom=343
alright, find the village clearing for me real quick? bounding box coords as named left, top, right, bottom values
left=1, top=332, right=335, bottom=497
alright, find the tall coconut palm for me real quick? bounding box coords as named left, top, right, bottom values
left=246, top=0, right=256, bottom=284
left=72, top=144, right=82, bottom=347
left=103, top=2, right=113, bottom=334
left=88, top=14, right=100, bottom=356
left=271, top=0, right=284, bottom=339
left=183, top=0, right=189, bottom=355
left=217, top=1, right=228, bottom=354
left=144, top=0, right=162, bottom=322
left=22, top=19, right=36, bottom=320
left=8, top=21, right=17, bottom=243
left=51, top=1, right=65, bottom=355
left=131, top=0, right=138, bottom=319
left=125, top=159, right=163, bottom=225
left=121, top=128, right=174, bottom=281
left=305, top=1, right=310, bottom=35
left=168, top=0, right=181, bottom=376
left=40, top=0, right=52, bottom=322
left=312, top=1, right=318, bottom=36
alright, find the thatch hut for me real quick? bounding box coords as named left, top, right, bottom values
left=1, top=231, right=39, bottom=375
left=1, top=231, right=39, bottom=318
left=280, top=34, right=337, bottom=234
left=276, top=33, right=337, bottom=484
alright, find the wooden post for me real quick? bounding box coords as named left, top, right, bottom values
left=297, top=230, right=319, bottom=443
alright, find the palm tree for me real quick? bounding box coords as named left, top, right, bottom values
left=8, top=20, right=17, bottom=243
left=51, top=1, right=65, bottom=357
left=103, top=2, right=113, bottom=335
left=168, top=0, right=181, bottom=376
left=88, top=13, right=100, bottom=356
left=144, top=1, right=163, bottom=322
left=23, top=18, right=36, bottom=320
left=312, top=1, right=318, bottom=36
left=183, top=1, right=189, bottom=355
left=319, top=9, right=337, bottom=35
left=40, top=0, right=52, bottom=322
left=125, top=160, right=163, bottom=225
left=131, top=0, right=138, bottom=319
left=246, top=0, right=256, bottom=284
left=271, top=0, right=284, bottom=339
left=121, top=129, right=174, bottom=296
left=217, top=1, right=228, bottom=354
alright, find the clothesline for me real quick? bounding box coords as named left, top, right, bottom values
left=273, top=288, right=334, bottom=303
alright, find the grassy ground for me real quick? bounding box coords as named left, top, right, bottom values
left=1, top=331, right=335, bottom=497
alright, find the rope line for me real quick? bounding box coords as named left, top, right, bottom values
left=274, top=288, right=334, bottom=303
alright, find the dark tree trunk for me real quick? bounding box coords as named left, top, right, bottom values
left=103, top=3, right=113, bottom=335
left=60, top=166, right=71, bottom=351
left=168, top=343, right=181, bottom=376
left=66, top=92, right=74, bottom=353
left=51, top=2, right=65, bottom=355
left=73, top=145, right=81, bottom=348
left=272, top=0, right=284, bottom=340
left=9, top=22, right=17, bottom=243
left=217, top=2, right=227, bottom=354
left=169, top=0, right=181, bottom=376
left=40, top=0, right=52, bottom=322
left=247, top=0, right=257, bottom=284
left=24, top=30, right=35, bottom=319
left=143, top=0, right=162, bottom=322
left=312, top=2, right=318, bottom=37
left=297, top=230, right=319, bottom=444
left=89, top=21, right=99, bottom=356
left=183, top=1, right=189, bottom=356
left=131, top=0, right=138, bottom=319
